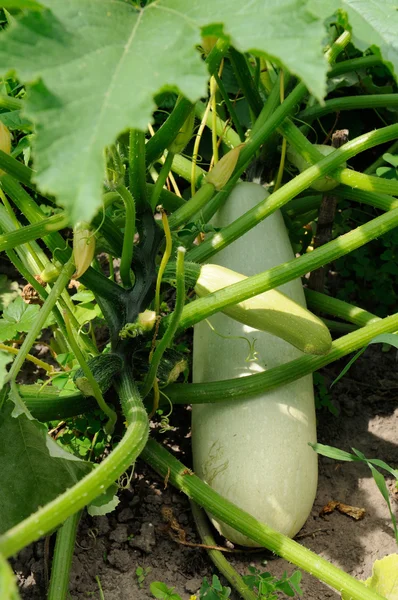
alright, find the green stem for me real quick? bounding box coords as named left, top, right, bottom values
left=179, top=205, right=398, bottom=331
left=197, top=31, right=352, bottom=225
left=0, top=150, right=34, bottom=188
left=212, top=71, right=245, bottom=142
left=19, top=385, right=95, bottom=422
left=0, top=93, right=23, bottom=111
left=151, top=151, right=174, bottom=210
left=116, top=185, right=136, bottom=287
left=145, top=39, right=229, bottom=165
left=298, top=94, right=398, bottom=122
left=229, top=48, right=263, bottom=117
left=5, top=258, right=75, bottom=384
left=320, top=318, right=357, bottom=333
left=129, top=129, right=147, bottom=211
left=327, top=55, right=381, bottom=78
left=0, top=212, right=68, bottom=252
left=64, top=313, right=117, bottom=435
left=168, top=183, right=215, bottom=230
left=166, top=311, right=398, bottom=405
left=188, top=123, right=398, bottom=263
left=190, top=502, right=257, bottom=600
left=47, top=512, right=81, bottom=600
left=305, top=289, right=380, bottom=327
left=142, top=439, right=384, bottom=600
left=281, top=118, right=398, bottom=197
left=141, top=247, right=186, bottom=399
left=0, top=367, right=148, bottom=558
left=194, top=101, right=241, bottom=149
left=171, top=152, right=205, bottom=187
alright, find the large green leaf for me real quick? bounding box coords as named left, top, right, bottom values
left=0, top=0, right=328, bottom=223
left=0, top=390, right=92, bottom=533
left=0, top=352, right=13, bottom=388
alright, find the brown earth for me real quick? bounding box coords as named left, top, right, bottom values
left=12, top=345, right=398, bottom=599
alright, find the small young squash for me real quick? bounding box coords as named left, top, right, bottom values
left=192, top=182, right=319, bottom=546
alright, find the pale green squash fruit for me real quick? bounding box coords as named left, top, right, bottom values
left=192, top=182, right=318, bottom=546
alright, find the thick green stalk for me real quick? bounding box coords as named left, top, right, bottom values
left=129, top=129, right=147, bottom=211
left=298, top=94, right=398, bottom=122
left=229, top=48, right=263, bottom=117
left=188, top=123, right=398, bottom=264
left=141, top=247, right=186, bottom=399
left=200, top=82, right=308, bottom=225
left=171, top=152, right=205, bottom=187
left=5, top=258, right=75, bottom=383
left=145, top=39, right=229, bottom=164
left=0, top=93, right=23, bottom=111
left=116, top=185, right=136, bottom=287
left=142, top=439, right=384, bottom=600
left=47, top=512, right=81, bottom=600
left=181, top=206, right=398, bottom=331
left=151, top=151, right=174, bottom=210
left=168, top=183, right=215, bottom=230
left=212, top=71, right=245, bottom=142
left=0, top=212, right=68, bottom=252
left=19, top=385, right=95, bottom=421
left=190, top=502, right=257, bottom=600
left=0, top=150, right=34, bottom=188
left=327, top=55, right=381, bottom=78
left=64, top=313, right=117, bottom=434
left=194, top=101, right=241, bottom=149
left=0, top=367, right=148, bottom=558
left=282, top=118, right=398, bottom=197
left=166, top=311, right=398, bottom=405
left=305, top=289, right=380, bottom=327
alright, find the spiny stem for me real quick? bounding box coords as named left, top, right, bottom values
left=116, top=185, right=136, bottom=287
left=142, top=247, right=186, bottom=401
left=142, top=439, right=384, bottom=600
left=5, top=258, right=75, bottom=384
left=190, top=502, right=257, bottom=600
left=0, top=368, right=148, bottom=558
left=188, top=123, right=398, bottom=264
left=64, top=313, right=117, bottom=435
left=47, top=512, right=81, bottom=600
left=128, top=129, right=147, bottom=211
left=155, top=210, right=173, bottom=315
left=150, top=151, right=174, bottom=210
left=166, top=311, right=398, bottom=405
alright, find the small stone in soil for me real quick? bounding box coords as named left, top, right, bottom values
left=117, top=507, right=135, bottom=523
left=185, top=577, right=203, bottom=594
left=129, top=522, right=156, bottom=553
left=109, top=524, right=130, bottom=544
left=107, top=549, right=132, bottom=573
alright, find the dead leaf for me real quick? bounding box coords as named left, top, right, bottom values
left=320, top=500, right=365, bottom=521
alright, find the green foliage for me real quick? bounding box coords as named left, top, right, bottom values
left=0, top=296, right=40, bottom=342
left=136, top=566, right=152, bottom=589
left=0, top=388, right=92, bottom=533
left=342, top=554, right=398, bottom=600
left=313, top=372, right=338, bottom=416
left=311, top=443, right=398, bottom=543
left=0, top=275, right=19, bottom=311
left=242, top=566, right=303, bottom=599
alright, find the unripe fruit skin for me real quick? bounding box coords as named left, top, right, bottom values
left=192, top=182, right=318, bottom=546
left=287, top=144, right=346, bottom=192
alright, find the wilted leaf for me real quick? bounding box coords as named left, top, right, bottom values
left=320, top=500, right=365, bottom=520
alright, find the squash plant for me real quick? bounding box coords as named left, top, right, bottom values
left=1, top=2, right=398, bottom=599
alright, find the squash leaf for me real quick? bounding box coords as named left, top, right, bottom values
left=0, top=387, right=93, bottom=533
left=342, top=554, right=398, bottom=599
left=0, top=0, right=328, bottom=224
